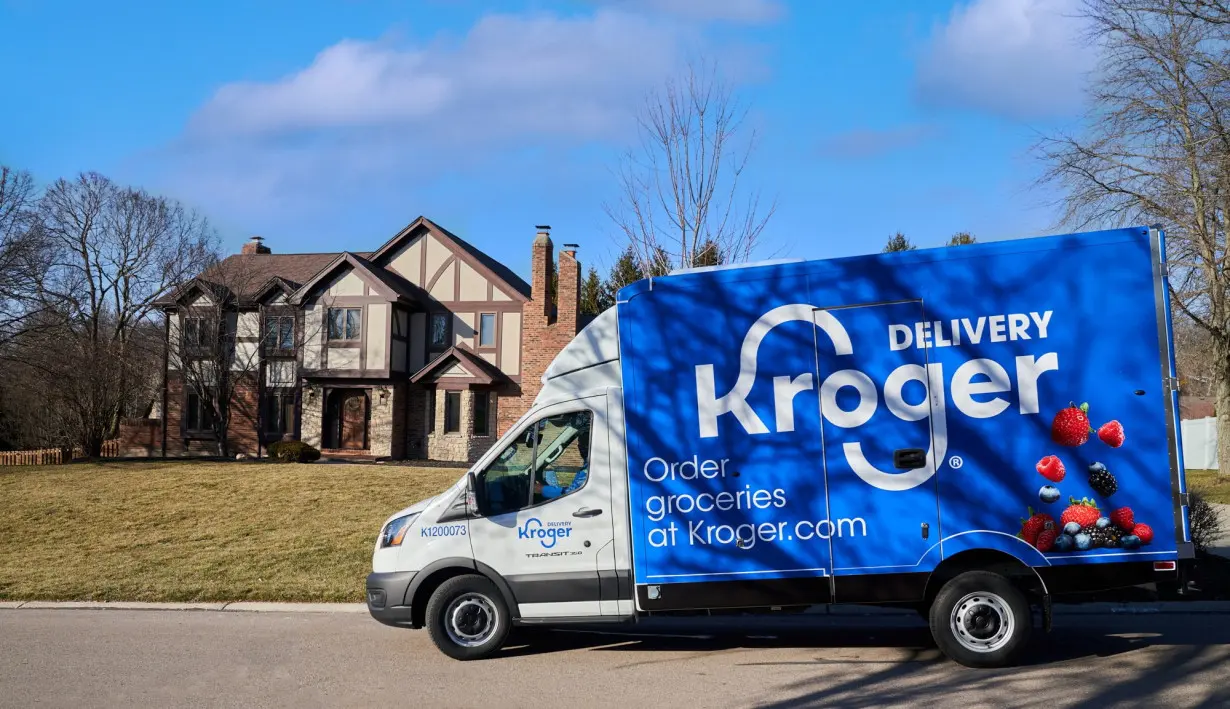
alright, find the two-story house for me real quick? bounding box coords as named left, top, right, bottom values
left=152, top=217, right=585, bottom=462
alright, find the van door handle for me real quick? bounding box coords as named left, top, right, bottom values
left=893, top=448, right=926, bottom=470
left=573, top=508, right=603, bottom=518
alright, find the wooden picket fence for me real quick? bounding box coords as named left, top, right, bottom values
left=0, top=439, right=121, bottom=467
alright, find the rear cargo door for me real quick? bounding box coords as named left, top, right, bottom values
left=813, top=300, right=941, bottom=582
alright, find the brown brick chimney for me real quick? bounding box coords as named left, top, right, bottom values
left=529, top=226, right=553, bottom=322
left=557, top=242, right=580, bottom=334
left=242, top=236, right=271, bottom=255
left=497, top=225, right=585, bottom=435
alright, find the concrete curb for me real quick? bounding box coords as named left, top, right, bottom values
left=2, top=600, right=1230, bottom=615
left=0, top=601, right=366, bottom=613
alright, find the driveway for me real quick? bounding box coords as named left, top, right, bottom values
left=3, top=609, right=1230, bottom=708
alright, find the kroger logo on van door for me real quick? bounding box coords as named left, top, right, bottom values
left=518, top=518, right=574, bottom=548
left=695, top=304, right=1059, bottom=492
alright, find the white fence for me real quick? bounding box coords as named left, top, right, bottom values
left=1182, top=417, right=1219, bottom=470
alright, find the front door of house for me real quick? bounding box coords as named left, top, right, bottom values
left=339, top=390, right=367, bottom=450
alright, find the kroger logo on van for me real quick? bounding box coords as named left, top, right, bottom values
left=518, top=518, right=574, bottom=549
left=694, top=304, right=1059, bottom=492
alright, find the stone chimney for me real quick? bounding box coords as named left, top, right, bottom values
left=241, top=235, right=271, bottom=255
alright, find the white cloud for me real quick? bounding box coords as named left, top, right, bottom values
left=915, top=0, right=1095, bottom=119
left=585, top=0, right=783, bottom=23
left=151, top=9, right=720, bottom=224
left=189, top=10, right=688, bottom=144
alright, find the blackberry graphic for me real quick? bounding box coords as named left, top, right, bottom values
left=1084, top=524, right=1122, bottom=549
left=1088, top=462, right=1118, bottom=497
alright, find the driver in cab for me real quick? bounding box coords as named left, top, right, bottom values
left=534, top=428, right=590, bottom=500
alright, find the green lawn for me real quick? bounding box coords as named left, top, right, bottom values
left=1188, top=469, right=1230, bottom=505
left=0, top=461, right=462, bottom=602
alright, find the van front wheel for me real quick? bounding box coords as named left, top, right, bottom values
left=929, top=571, right=1032, bottom=668
left=425, top=575, right=510, bottom=660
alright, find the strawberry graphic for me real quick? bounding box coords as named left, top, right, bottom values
left=1036, top=455, right=1066, bottom=482
left=1098, top=420, right=1125, bottom=448
left=1052, top=402, right=1093, bottom=447
left=1110, top=507, right=1135, bottom=531
left=1060, top=497, right=1101, bottom=529
left=1132, top=523, right=1154, bottom=545
left=1018, top=507, right=1055, bottom=546
left=1035, top=527, right=1058, bottom=552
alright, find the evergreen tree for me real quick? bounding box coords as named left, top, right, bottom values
left=947, top=232, right=977, bottom=246
left=883, top=232, right=916, bottom=252
left=580, top=267, right=606, bottom=316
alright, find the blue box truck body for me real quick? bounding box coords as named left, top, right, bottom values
left=617, top=226, right=1191, bottom=607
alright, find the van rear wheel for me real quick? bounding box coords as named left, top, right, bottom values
left=929, top=571, right=1032, bottom=668
left=425, top=575, right=510, bottom=660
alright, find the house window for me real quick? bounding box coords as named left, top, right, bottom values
left=473, top=392, right=491, bottom=436
left=444, top=391, right=461, bottom=433
left=183, top=317, right=206, bottom=346
left=185, top=390, right=214, bottom=432
left=263, top=389, right=296, bottom=435
left=328, top=308, right=361, bottom=341
left=430, top=313, right=450, bottom=350
left=478, top=313, right=496, bottom=348
left=265, top=316, right=295, bottom=351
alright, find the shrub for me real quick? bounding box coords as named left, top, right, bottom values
left=267, top=440, right=321, bottom=464
left=1189, top=491, right=1224, bottom=553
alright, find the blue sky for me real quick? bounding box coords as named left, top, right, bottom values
left=0, top=0, right=1095, bottom=279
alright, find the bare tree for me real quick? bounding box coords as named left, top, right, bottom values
left=15, top=172, right=219, bottom=456
left=1038, top=0, right=1230, bottom=474
left=605, top=60, right=775, bottom=272
left=0, top=165, right=47, bottom=345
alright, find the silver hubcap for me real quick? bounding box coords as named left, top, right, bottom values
left=950, top=592, right=1014, bottom=653
left=445, top=592, right=498, bottom=648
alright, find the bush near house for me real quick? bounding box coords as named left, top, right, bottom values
left=0, top=461, right=461, bottom=602
left=267, top=440, right=321, bottom=463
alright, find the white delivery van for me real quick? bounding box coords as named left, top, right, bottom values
left=366, top=227, right=1192, bottom=668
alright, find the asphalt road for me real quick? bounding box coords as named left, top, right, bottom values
left=3, top=609, right=1230, bottom=708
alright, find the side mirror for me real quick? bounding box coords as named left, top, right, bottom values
left=466, top=471, right=485, bottom=517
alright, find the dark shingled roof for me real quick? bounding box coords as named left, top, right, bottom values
left=158, top=252, right=369, bottom=306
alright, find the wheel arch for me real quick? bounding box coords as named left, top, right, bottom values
left=923, top=548, right=1049, bottom=608
left=407, top=557, right=520, bottom=628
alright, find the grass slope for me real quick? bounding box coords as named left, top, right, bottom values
left=0, top=461, right=461, bottom=602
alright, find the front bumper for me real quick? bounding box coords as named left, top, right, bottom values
left=366, top=571, right=417, bottom=628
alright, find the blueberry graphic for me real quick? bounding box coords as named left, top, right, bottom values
left=1096, top=517, right=1111, bottom=528
left=1075, top=533, right=1093, bottom=551
left=1054, top=534, right=1075, bottom=552
left=1121, top=535, right=1141, bottom=550
left=1064, top=522, right=1081, bottom=536
left=1039, top=485, right=1061, bottom=504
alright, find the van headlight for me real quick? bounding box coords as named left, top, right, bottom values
left=379, top=513, right=419, bottom=548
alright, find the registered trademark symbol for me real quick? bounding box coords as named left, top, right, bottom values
left=949, top=456, right=964, bottom=469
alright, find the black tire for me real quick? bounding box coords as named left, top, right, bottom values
left=928, top=571, right=1032, bottom=668
left=425, top=575, right=511, bottom=661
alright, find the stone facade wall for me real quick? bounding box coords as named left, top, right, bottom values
left=300, top=382, right=324, bottom=449
left=368, top=384, right=397, bottom=458
left=427, top=388, right=472, bottom=462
